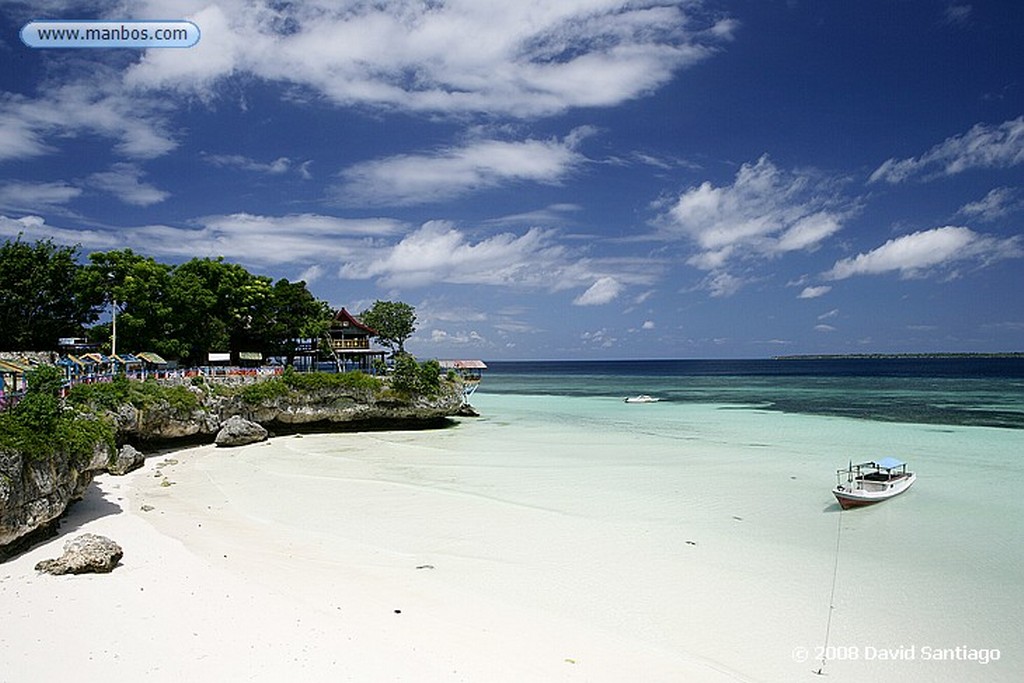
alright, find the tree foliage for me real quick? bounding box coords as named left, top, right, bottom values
left=389, top=353, right=442, bottom=396
left=0, top=236, right=101, bottom=350
left=359, top=300, right=417, bottom=355
left=0, top=365, right=114, bottom=463
left=79, top=251, right=333, bottom=365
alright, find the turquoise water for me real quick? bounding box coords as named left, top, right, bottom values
left=482, top=358, right=1024, bottom=429
left=459, top=360, right=1023, bottom=681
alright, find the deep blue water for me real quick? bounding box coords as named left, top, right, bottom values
left=478, top=358, right=1024, bottom=429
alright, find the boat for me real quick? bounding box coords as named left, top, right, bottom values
left=832, top=457, right=916, bottom=509
left=624, top=394, right=660, bottom=403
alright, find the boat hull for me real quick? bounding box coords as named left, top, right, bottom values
left=832, top=473, right=916, bottom=510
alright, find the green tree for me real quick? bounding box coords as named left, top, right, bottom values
left=0, top=236, right=100, bottom=350
left=77, top=250, right=333, bottom=366
left=82, top=249, right=174, bottom=355
left=359, top=300, right=417, bottom=355
left=264, top=279, right=333, bottom=366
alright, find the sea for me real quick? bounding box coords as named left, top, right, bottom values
left=459, top=357, right=1023, bottom=681
left=478, top=357, right=1024, bottom=429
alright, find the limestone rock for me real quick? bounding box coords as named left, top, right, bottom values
left=214, top=415, right=268, bottom=447
left=35, top=533, right=123, bottom=575
left=457, top=403, right=480, bottom=417
left=109, top=444, right=145, bottom=476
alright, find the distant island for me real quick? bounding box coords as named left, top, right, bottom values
left=773, top=352, right=1024, bottom=360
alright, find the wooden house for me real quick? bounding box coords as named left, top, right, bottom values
left=327, top=308, right=386, bottom=371
left=0, top=358, right=32, bottom=395
left=112, top=353, right=143, bottom=375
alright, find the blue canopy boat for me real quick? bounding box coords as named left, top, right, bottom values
left=832, top=457, right=916, bottom=509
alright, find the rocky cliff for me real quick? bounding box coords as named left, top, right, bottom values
left=0, top=439, right=110, bottom=556
left=1, top=376, right=466, bottom=558
left=112, top=379, right=465, bottom=442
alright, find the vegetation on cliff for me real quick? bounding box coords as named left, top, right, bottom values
left=0, top=366, right=114, bottom=464
left=68, top=374, right=200, bottom=417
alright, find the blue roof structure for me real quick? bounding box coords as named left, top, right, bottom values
left=874, top=457, right=906, bottom=470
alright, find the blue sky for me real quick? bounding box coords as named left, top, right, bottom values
left=1, top=1, right=1022, bottom=360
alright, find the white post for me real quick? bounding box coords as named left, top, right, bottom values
left=111, top=297, right=117, bottom=357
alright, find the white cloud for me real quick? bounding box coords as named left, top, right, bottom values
left=870, top=116, right=1024, bottom=183
left=334, top=131, right=589, bottom=206
left=957, top=187, right=1021, bottom=222
left=826, top=226, right=1023, bottom=280
left=573, top=276, right=622, bottom=306
left=581, top=328, right=617, bottom=348
left=202, top=153, right=296, bottom=175
left=428, top=329, right=485, bottom=345
left=296, top=264, right=324, bottom=283
left=641, top=320, right=655, bottom=330
left=704, top=271, right=744, bottom=298
left=814, top=324, right=836, bottom=333
left=88, top=163, right=169, bottom=206
left=0, top=82, right=176, bottom=162
left=657, top=155, right=851, bottom=296
left=0, top=181, right=82, bottom=211
left=660, top=156, right=848, bottom=257
left=0, top=211, right=406, bottom=266
left=123, top=1, right=736, bottom=118
left=798, top=285, right=832, bottom=299
left=0, top=214, right=118, bottom=249
left=818, top=308, right=839, bottom=320
left=339, top=221, right=566, bottom=288
left=338, top=220, right=656, bottom=294
left=942, top=3, right=973, bottom=25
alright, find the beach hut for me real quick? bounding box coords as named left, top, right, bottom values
left=438, top=359, right=488, bottom=399
left=57, top=355, right=88, bottom=383
left=238, top=351, right=263, bottom=368
left=112, top=353, right=143, bottom=376
left=327, top=307, right=386, bottom=371
left=137, top=351, right=169, bottom=375
left=0, top=358, right=32, bottom=395
left=80, top=353, right=113, bottom=377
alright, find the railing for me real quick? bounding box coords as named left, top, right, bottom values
left=331, top=339, right=370, bottom=350
left=0, top=390, right=25, bottom=410
left=1, top=366, right=289, bottom=409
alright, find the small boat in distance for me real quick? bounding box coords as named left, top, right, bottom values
left=832, top=457, right=916, bottom=509
left=624, top=394, right=660, bottom=403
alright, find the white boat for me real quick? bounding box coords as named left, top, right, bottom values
left=832, top=457, right=916, bottom=509
left=624, top=394, right=660, bottom=403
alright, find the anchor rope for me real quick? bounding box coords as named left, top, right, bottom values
left=816, top=508, right=844, bottom=675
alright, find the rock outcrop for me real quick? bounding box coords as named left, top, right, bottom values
left=108, top=444, right=145, bottom=475
left=35, top=533, right=123, bottom=574
left=112, top=380, right=466, bottom=443
left=0, top=440, right=110, bottom=557
left=215, top=415, right=268, bottom=447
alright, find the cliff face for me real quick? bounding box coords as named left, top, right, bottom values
left=1, top=378, right=465, bottom=558
left=0, top=440, right=109, bottom=553
left=113, top=381, right=465, bottom=441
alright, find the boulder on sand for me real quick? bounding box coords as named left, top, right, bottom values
left=214, top=415, right=268, bottom=447
left=108, top=444, right=145, bottom=475
left=35, top=533, right=123, bottom=575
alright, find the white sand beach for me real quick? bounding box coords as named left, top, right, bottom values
left=2, top=394, right=1020, bottom=682
left=1, top=440, right=740, bottom=682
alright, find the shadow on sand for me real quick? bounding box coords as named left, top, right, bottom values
left=58, top=480, right=125, bottom=535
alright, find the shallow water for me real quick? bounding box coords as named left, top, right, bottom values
left=462, top=390, right=1023, bottom=681
left=481, top=359, right=1024, bottom=429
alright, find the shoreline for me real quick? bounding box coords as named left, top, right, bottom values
left=1, top=434, right=745, bottom=682
left=3, top=393, right=1020, bottom=682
